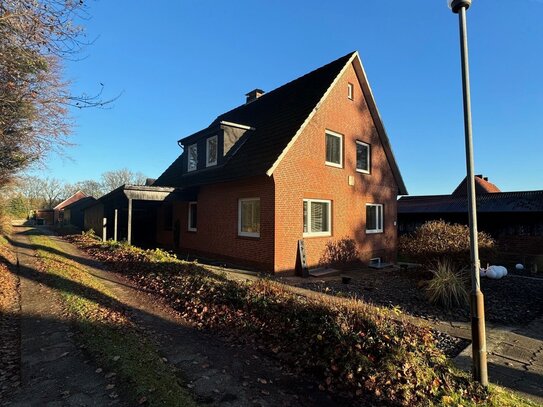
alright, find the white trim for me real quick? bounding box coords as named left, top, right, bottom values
left=238, top=198, right=260, bottom=238
left=266, top=52, right=358, bottom=177
left=355, top=140, right=370, bottom=174
left=303, top=199, right=332, bottom=238
left=187, top=143, right=197, bottom=172
left=347, top=82, right=354, bottom=100
left=187, top=201, right=197, bottom=231
left=325, top=130, right=343, bottom=168
left=220, top=121, right=255, bottom=131
left=366, top=203, right=383, bottom=234
left=206, top=135, right=218, bottom=167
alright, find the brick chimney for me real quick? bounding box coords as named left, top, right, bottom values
left=245, top=89, right=265, bottom=104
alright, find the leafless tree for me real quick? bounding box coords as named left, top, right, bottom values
left=101, top=168, right=147, bottom=192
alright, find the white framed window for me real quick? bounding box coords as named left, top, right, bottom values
left=347, top=83, right=354, bottom=100
left=188, top=202, right=197, bottom=231
left=303, top=199, right=332, bottom=237
left=325, top=130, right=343, bottom=168
left=206, top=135, right=218, bottom=167
left=366, top=204, right=383, bottom=234
left=187, top=144, right=197, bottom=172
left=238, top=198, right=260, bottom=237
left=356, top=140, right=370, bottom=174
left=370, top=257, right=381, bottom=265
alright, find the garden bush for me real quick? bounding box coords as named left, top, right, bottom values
left=426, top=259, right=468, bottom=309
left=399, top=220, right=495, bottom=266
left=319, top=237, right=360, bottom=268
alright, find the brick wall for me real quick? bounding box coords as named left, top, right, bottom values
left=156, top=176, right=275, bottom=272
left=273, top=62, right=399, bottom=273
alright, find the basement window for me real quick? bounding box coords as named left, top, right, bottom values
left=366, top=204, right=383, bottom=234
left=325, top=130, right=343, bottom=168
left=303, top=199, right=332, bottom=237
left=347, top=83, right=354, bottom=100
left=238, top=198, right=260, bottom=238
left=356, top=141, right=370, bottom=174
left=188, top=202, right=197, bottom=231
left=206, top=135, right=218, bottom=167
left=187, top=144, right=197, bottom=172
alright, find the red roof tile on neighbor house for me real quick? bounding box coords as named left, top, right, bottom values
left=451, top=175, right=501, bottom=196
left=53, top=190, right=88, bottom=210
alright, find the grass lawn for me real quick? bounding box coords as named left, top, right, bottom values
left=30, top=234, right=198, bottom=407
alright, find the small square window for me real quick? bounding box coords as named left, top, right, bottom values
left=206, top=136, right=218, bottom=167
left=366, top=204, right=383, bottom=234
left=325, top=131, right=343, bottom=168
left=356, top=141, right=370, bottom=174
left=238, top=198, right=260, bottom=237
left=187, top=144, right=197, bottom=172
left=347, top=83, right=354, bottom=100
left=188, top=202, right=197, bottom=231
left=303, top=199, right=332, bottom=237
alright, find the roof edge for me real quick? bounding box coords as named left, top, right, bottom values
left=352, top=55, right=408, bottom=196
left=265, top=51, right=358, bottom=177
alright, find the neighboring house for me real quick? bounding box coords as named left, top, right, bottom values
left=145, top=51, right=407, bottom=273
left=398, top=175, right=543, bottom=254
left=63, top=196, right=97, bottom=229
left=35, top=190, right=88, bottom=225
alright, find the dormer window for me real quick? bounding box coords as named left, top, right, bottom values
left=187, top=144, right=197, bottom=172
left=206, top=136, right=218, bottom=167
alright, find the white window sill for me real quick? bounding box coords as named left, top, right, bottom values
left=188, top=228, right=197, bottom=232
left=356, top=168, right=370, bottom=174
left=303, top=232, right=332, bottom=238
left=325, top=161, right=343, bottom=169
left=238, top=232, right=260, bottom=238
left=366, top=229, right=383, bottom=234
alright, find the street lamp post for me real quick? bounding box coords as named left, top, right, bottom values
left=448, top=0, right=488, bottom=386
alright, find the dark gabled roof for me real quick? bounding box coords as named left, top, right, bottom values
left=398, top=190, right=543, bottom=214
left=63, top=196, right=97, bottom=211
left=155, top=51, right=407, bottom=195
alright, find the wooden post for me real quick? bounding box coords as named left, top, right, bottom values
left=114, top=209, right=118, bottom=241
left=102, top=217, right=107, bottom=241
left=127, top=199, right=132, bottom=245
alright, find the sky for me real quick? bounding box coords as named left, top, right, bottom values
left=41, top=0, right=543, bottom=195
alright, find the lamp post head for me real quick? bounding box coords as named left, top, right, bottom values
left=448, top=0, right=471, bottom=13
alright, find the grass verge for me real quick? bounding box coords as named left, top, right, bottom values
left=65, top=234, right=541, bottom=407
left=29, top=234, right=197, bottom=407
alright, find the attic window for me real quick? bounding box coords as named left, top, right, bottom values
left=206, top=136, right=218, bottom=167
left=325, top=130, right=343, bottom=168
left=347, top=83, right=354, bottom=100
left=356, top=141, right=370, bottom=174
left=187, top=144, right=197, bottom=172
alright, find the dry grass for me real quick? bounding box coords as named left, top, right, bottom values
left=426, top=259, right=469, bottom=308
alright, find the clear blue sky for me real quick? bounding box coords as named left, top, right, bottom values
left=43, top=0, right=543, bottom=195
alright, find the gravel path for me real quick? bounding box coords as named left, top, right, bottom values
left=6, top=226, right=127, bottom=407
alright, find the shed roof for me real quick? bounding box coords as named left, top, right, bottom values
left=154, top=52, right=407, bottom=195
left=398, top=190, right=543, bottom=214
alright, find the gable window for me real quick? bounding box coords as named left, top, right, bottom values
left=303, top=199, right=331, bottom=237
left=187, top=144, right=197, bottom=172
left=206, top=135, right=218, bottom=167
left=325, top=130, right=343, bottom=168
left=347, top=83, right=354, bottom=100
left=366, top=204, right=383, bottom=234
left=356, top=141, right=371, bottom=174
left=238, top=198, right=260, bottom=237
left=188, top=202, right=197, bottom=231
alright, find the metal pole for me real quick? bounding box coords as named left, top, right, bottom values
left=114, top=209, right=118, bottom=242
left=457, top=5, right=488, bottom=386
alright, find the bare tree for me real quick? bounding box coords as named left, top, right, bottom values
left=0, top=1, right=116, bottom=187
left=70, top=180, right=106, bottom=198
left=101, top=168, right=147, bottom=192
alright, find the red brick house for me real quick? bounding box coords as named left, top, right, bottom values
left=35, top=190, right=88, bottom=225
left=151, top=51, right=407, bottom=273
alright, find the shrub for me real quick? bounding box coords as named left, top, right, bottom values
left=399, top=220, right=495, bottom=266
left=426, top=259, right=468, bottom=308
left=319, top=237, right=360, bottom=268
